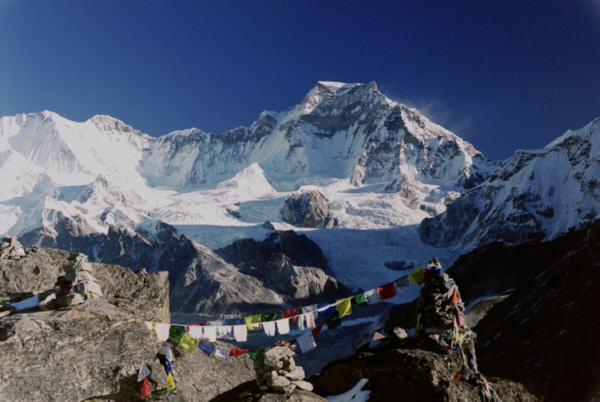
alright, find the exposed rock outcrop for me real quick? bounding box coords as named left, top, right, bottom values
left=281, top=191, right=337, bottom=228
left=0, top=247, right=256, bottom=401
left=216, top=231, right=346, bottom=305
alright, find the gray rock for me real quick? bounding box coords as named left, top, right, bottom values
left=293, top=380, right=314, bottom=392
left=284, top=366, right=305, bottom=381
left=281, top=190, right=335, bottom=228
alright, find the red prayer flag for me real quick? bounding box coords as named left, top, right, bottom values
left=450, top=287, right=462, bottom=304
left=282, top=308, right=299, bottom=322
left=188, top=322, right=205, bottom=326
left=140, top=377, right=151, bottom=399
left=311, top=321, right=325, bottom=336
left=228, top=347, right=249, bottom=357
left=377, top=282, right=397, bottom=300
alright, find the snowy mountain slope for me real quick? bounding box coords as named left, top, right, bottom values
left=420, top=118, right=600, bottom=248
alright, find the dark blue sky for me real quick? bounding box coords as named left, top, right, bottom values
left=1, top=0, right=599, bottom=160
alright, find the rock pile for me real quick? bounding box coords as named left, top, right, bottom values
left=0, top=236, right=25, bottom=259
left=255, top=343, right=314, bottom=394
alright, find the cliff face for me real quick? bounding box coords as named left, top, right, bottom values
left=0, top=246, right=256, bottom=401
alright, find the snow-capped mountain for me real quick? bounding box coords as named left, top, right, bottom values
left=1, top=80, right=597, bottom=309
left=420, top=118, right=600, bottom=248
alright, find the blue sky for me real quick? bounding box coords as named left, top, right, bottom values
left=1, top=0, right=599, bottom=160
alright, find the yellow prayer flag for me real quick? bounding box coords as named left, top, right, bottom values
left=408, top=266, right=425, bottom=284
left=180, top=334, right=199, bottom=353
left=336, top=298, right=352, bottom=318
left=244, top=314, right=262, bottom=331
left=166, top=372, right=175, bottom=390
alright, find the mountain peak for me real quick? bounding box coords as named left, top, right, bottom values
left=300, top=81, right=385, bottom=115
left=86, top=114, right=137, bottom=134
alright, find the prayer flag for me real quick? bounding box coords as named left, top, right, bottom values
left=233, top=324, right=248, bottom=342
left=137, top=362, right=151, bottom=382
left=378, top=282, right=397, bottom=300
left=154, top=323, right=170, bottom=342
left=169, top=326, right=186, bottom=346
left=408, top=266, right=425, bottom=284
left=229, top=347, right=249, bottom=357
left=276, top=318, right=290, bottom=335
left=166, top=373, right=175, bottom=390
left=217, top=325, right=232, bottom=336
left=364, top=289, right=381, bottom=304
left=263, top=321, right=276, bottom=336
left=326, top=314, right=341, bottom=330
left=180, top=334, right=199, bottom=353
left=296, top=332, right=317, bottom=353
left=336, top=298, right=352, bottom=318
left=354, top=293, right=368, bottom=306
left=450, top=287, right=462, bottom=304
left=199, top=342, right=215, bottom=357
left=312, top=321, right=325, bottom=337
left=262, top=312, right=279, bottom=321
left=244, top=314, right=262, bottom=331
left=165, top=345, right=174, bottom=363
left=282, top=308, right=298, bottom=322
left=297, top=314, right=305, bottom=330
left=248, top=348, right=265, bottom=362
left=144, top=321, right=153, bottom=331
left=215, top=346, right=230, bottom=360
left=203, top=326, right=217, bottom=342
left=140, top=377, right=151, bottom=399
left=188, top=325, right=203, bottom=340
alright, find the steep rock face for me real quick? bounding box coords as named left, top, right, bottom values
left=215, top=231, right=346, bottom=305
left=0, top=247, right=257, bottom=401
left=280, top=190, right=336, bottom=228
left=458, top=221, right=600, bottom=402
left=420, top=118, right=600, bottom=248
left=310, top=336, right=537, bottom=402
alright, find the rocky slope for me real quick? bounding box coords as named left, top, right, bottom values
left=420, top=118, right=600, bottom=248
left=445, top=221, right=600, bottom=402
left=0, top=246, right=258, bottom=401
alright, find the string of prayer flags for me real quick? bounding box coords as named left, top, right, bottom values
left=353, top=293, right=368, bottom=306
left=282, top=308, right=298, bottom=322
left=336, top=298, right=352, bottom=318
left=199, top=341, right=215, bottom=357
left=214, top=346, right=230, bottom=360
left=169, top=326, right=186, bottom=346
left=155, top=323, right=170, bottom=342
left=378, top=282, right=397, bottom=300
left=245, top=314, right=262, bottom=331
left=233, top=324, right=247, bottom=342
left=296, top=332, right=317, bottom=354
left=276, top=318, right=290, bottom=335
left=229, top=347, right=249, bottom=357
left=318, top=303, right=337, bottom=320
left=180, top=334, right=199, bottom=353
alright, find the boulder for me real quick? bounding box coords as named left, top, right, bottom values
left=280, top=190, right=337, bottom=228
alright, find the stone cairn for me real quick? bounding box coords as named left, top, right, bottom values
left=0, top=237, right=26, bottom=259
left=255, top=342, right=314, bottom=394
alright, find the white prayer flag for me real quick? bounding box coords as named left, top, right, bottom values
left=165, top=345, right=174, bottom=362
left=262, top=321, right=276, bottom=336
left=214, top=346, right=230, bottom=360
left=155, top=323, right=170, bottom=342
left=364, top=288, right=382, bottom=304
left=145, top=321, right=153, bottom=331
left=276, top=318, right=290, bottom=335
left=217, top=325, right=232, bottom=337
left=137, top=362, right=151, bottom=382
left=188, top=325, right=203, bottom=340
left=203, top=325, right=217, bottom=342
left=233, top=324, right=247, bottom=342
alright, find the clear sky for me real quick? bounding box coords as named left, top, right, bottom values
left=1, top=0, right=599, bottom=160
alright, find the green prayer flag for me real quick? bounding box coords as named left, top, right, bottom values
left=169, top=325, right=186, bottom=346
left=244, top=314, right=262, bottom=331
left=261, top=312, right=279, bottom=321
left=248, top=348, right=265, bottom=362
left=336, top=298, right=352, bottom=318
left=326, top=314, right=342, bottom=330
left=152, top=388, right=169, bottom=397
left=354, top=293, right=367, bottom=306
left=180, top=334, right=199, bottom=353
